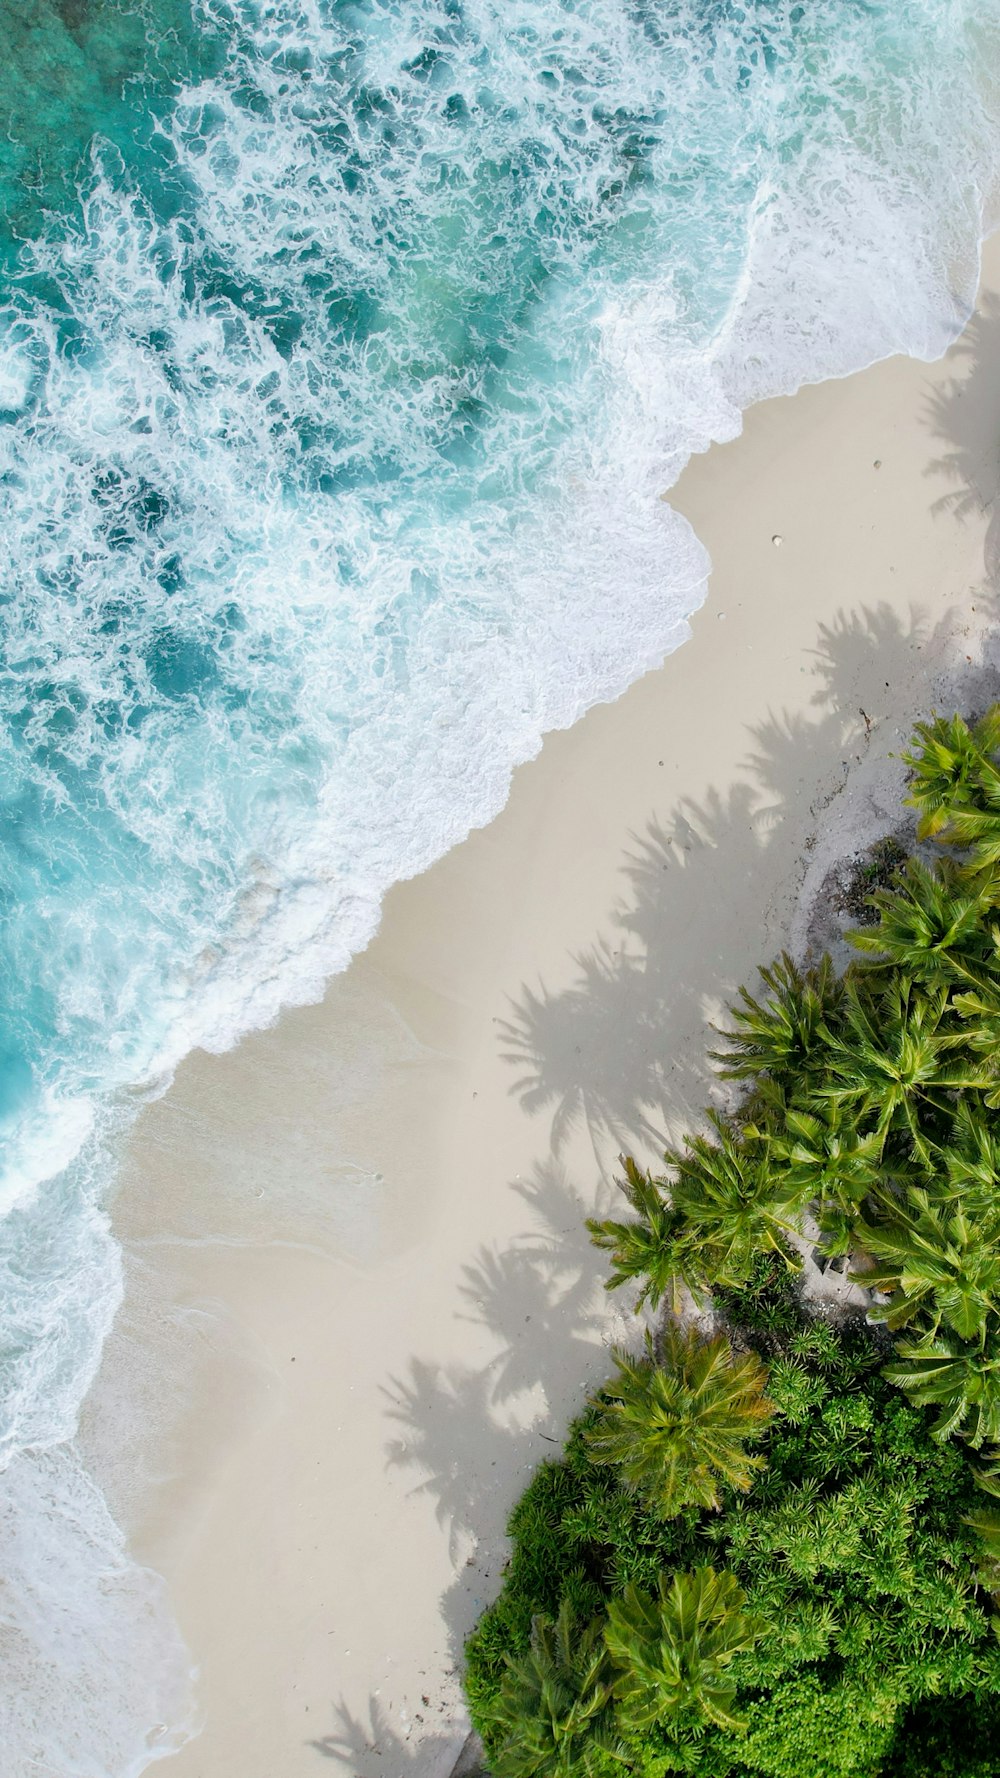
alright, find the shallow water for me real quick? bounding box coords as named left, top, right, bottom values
left=1, top=0, right=1000, bottom=1770
left=0, top=0, right=217, bottom=248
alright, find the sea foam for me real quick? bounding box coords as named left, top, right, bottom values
left=1, top=0, right=1000, bottom=1770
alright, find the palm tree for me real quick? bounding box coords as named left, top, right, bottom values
left=963, top=1503, right=1000, bottom=1594
left=903, top=707, right=1000, bottom=867
left=665, top=1114, right=810, bottom=1287
left=762, top=1097, right=885, bottom=1218
left=586, top=1157, right=701, bottom=1314
left=884, top=1321, right=1000, bottom=1445
left=818, top=978, right=986, bottom=1161
left=750, top=1096, right=890, bottom=1259
left=971, top=1444, right=1000, bottom=1499
left=851, top=1188, right=1000, bottom=1341
left=946, top=979, right=1000, bottom=1100
left=710, top=952, right=842, bottom=1094
left=604, top=1567, right=762, bottom=1736
left=942, top=1100, right=1000, bottom=1209
left=848, top=857, right=1000, bottom=995
left=490, top=1599, right=624, bottom=1778
left=585, top=1327, right=776, bottom=1515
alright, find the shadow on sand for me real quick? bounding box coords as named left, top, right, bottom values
left=355, top=610, right=997, bottom=1777
left=309, top=1702, right=482, bottom=1774
left=383, top=1161, right=607, bottom=1555
left=316, top=292, right=1000, bottom=1777
left=498, top=601, right=1000, bottom=1160
left=925, top=290, right=1000, bottom=578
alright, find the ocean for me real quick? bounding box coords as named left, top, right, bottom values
left=1, top=0, right=999, bottom=1770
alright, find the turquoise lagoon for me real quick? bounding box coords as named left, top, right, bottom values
left=1, top=1, right=1000, bottom=1770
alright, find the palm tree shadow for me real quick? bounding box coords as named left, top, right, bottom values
left=378, top=503, right=1000, bottom=1752
left=498, top=946, right=665, bottom=1163
left=501, top=599, right=1000, bottom=1168
left=384, top=1161, right=620, bottom=1650
left=457, top=1166, right=607, bottom=1409
left=309, top=1697, right=480, bottom=1775
left=924, top=291, right=1000, bottom=575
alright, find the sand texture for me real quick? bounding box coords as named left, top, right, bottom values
left=80, top=236, right=1000, bottom=1778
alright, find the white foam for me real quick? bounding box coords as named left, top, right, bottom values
left=2, top=1, right=1000, bottom=1772
left=0, top=1446, right=195, bottom=1777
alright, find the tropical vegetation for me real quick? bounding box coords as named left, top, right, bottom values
left=464, top=707, right=1000, bottom=1776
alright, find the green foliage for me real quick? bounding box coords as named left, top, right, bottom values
left=587, top=1159, right=701, bottom=1315
left=942, top=1099, right=1000, bottom=1205
left=585, top=1330, right=775, bottom=1516
left=847, top=856, right=999, bottom=990
left=663, top=1117, right=807, bottom=1288
left=604, top=1569, right=762, bottom=1737
left=709, top=1250, right=807, bottom=1350
left=852, top=1189, right=1000, bottom=1340
left=971, top=1443, right=1000, bottom=1499
left=708, top=952, right=841, bottom=1092
left=762, top=1097, right=884, bottom=1226
left=465, top=1294, right=1000, bottom=1776
left=902, top=708, right=1000, bottom=865
left=961, top=1501, right=1000, bottom=1593
left=819, top=977, right=989, bottom=1151
left=884, top=1326, right=1000, bottom=1446
left=488, top=1600, right=624, bottom=1778
left=466, top=706, right=1000, bottom=1776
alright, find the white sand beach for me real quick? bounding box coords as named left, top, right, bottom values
left=80, top=234, right=1000, bottom=1778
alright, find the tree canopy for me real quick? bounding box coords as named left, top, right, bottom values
left=464, top=708, right=1000, bottom=1778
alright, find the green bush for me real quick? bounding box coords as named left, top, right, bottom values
left=466, top=1274, right=1000, bottom=1775
left=464, top=709, right=1000, bottom=1775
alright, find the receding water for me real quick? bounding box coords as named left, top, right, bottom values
left=1, top=0, right=1000, bottom=1770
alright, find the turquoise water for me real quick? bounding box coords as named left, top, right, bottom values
left=0, top=1, right=219, bottom=249
left=1, top=0, right=1000, bottom=1770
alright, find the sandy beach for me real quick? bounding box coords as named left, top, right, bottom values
left=79, top=233, right=1000, bottom=1778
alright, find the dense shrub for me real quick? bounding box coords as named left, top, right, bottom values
left=464, top=710, right=1000, bottom=1776
left=466, top=1267, right=1000, bottom=1776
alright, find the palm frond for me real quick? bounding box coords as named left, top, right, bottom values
left=847, top=858, right=999, bottom=995
left=710, top=953, right=842, bottom=1086
left=666, top=1113, right=810, bottom=1287
left=884, top=1321, right=1000, bottom=1447
left=585, top=1327, right=776, bottom=1516
left=491, top=1599, right=624, bottom=1777
left=851, top=1188, right=1000, bottom=1341
left=586, top=1156, right=700, bottom=1314
left=605, top=1568, right=763, bottom=1736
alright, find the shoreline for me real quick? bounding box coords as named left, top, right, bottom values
left=80, top=234, right=1000, bottom=1777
